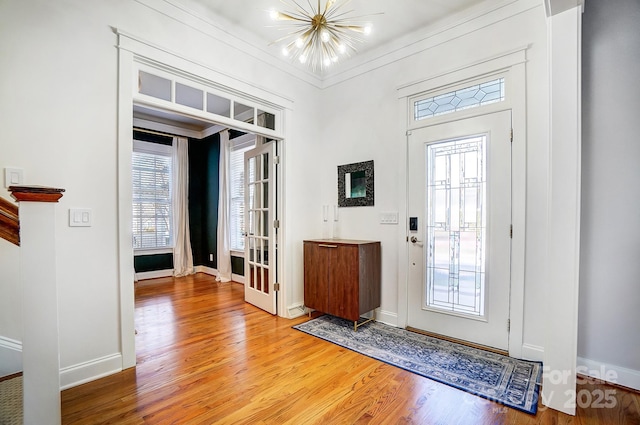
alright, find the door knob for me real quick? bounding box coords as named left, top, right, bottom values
left=410, top=236, right=423, bottom=246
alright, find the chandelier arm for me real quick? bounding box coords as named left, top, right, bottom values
left=284, top=0, right=315, bottom=20
left=268, top=28, right=311, bottom=46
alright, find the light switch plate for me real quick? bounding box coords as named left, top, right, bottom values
left=69, top=208, right=92, bottom=227
left=4, top=167, right=24, bottom=188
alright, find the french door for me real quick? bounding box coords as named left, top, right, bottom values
left=407, top=110, right=512, bottom=350
left=244, top=141, right=278, bottom=314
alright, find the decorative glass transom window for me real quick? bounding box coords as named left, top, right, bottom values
left=414, top=78, right=505, bottom=121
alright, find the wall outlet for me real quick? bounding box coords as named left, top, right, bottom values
left=209, top=253, right=214, bottom=261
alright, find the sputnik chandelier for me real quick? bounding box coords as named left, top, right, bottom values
left=269, top=0, right=376, bottom=71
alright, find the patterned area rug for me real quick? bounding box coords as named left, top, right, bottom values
left=294, top=315, right=542, bottom=414
left=0, top=375, right=22, bottom=425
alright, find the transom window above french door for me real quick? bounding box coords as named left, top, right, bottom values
left=133, top=61, right=281, bottom=139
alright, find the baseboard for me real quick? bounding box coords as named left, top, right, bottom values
left=376, top=309, right=398, bottom=327
left=577, top=357, right=640, bottom=392
left=195, top=266, right=245, bottom=284
left=135, top=269, right=173, bottom=281
left=196, top=265, right=217, bottom=276
left=287, top=303, right=307, bottom=319
left=521, top=343, right=544, bottom=362
left=0, top=336, right=22, bottom=376
left=60, top=353, right=122, bottom=390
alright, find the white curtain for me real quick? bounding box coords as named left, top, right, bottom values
left=216, top=130, right=232, bottom=282
left=173, top=136, right=194, bottom=277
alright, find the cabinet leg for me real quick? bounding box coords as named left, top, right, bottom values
left=353, top=311, right=376, bottom=331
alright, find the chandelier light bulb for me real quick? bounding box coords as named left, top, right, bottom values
left=299, top=54, right=307, bottom=64
left=364, top=25, right=372, bottom=35
left=269, top=10, right=279, bottom=20
left=281, top=47, right=289, bottom=57
left=321, top=30, right=330, bottom=43
left=338, top=43, right=347, bottom=54
left=295, top=37, right=304, bottom=48
left=323, top=57, right=332, bottom=67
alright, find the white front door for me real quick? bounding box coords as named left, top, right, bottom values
left=244, top=141, right=277, bottom=314
left=407, top=110, right=512, bottom=351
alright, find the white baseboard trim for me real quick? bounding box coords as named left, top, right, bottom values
left=287, top=303, right=307, bottom=319
left=135, top=269, right=173, bottom=281
left=521, top=343, right=544, bottom=362
left=60, top=353, right=123, bottom=390
left=196, top=265, right=217, bottom=276
left=577, top=357, right=640, bottom=391
left=376, top=309, right=398, bottom=327
left=195, top=266, right=245, bottom=284
left=0, top=336, right=22, bottom=376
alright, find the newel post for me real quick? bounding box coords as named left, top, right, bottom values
left=10, top=185, right=65, bottom=425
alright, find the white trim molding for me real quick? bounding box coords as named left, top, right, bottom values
left=522, top=343, right=545, bottom=362
left=376, top=310, right=399, bottom=328
left=396, top=46, right=528, bottom=361
left=542, top=4, right=583, bottom=415
left=134, top=269, right=174, bottom=281
left=577, top=357, right=640, bottom=392
left=0, top=336, right=22, bottom=376
left=60, top=354, right=123, bottom=390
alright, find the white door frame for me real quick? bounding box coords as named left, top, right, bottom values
left=396, top=47, right=527, bottom=358
left=116, top=30, right=290, bottom=369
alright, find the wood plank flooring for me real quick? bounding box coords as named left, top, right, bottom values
left=61, top=273, right=640, bottom=424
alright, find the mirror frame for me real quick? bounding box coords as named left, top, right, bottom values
left=337, top=160, right=375, bottom=207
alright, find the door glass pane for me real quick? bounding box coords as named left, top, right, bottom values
left=425, top=136, right=486, bottom=317
left=263, top=210, right=269, bottom=237
left=262, top=182, right=269, bottom=209
left=262, top=152, right=269, bottom=180
left=263, top=241, right=269, bottom=266
left=248, top=157, right=256, bottom=183
left=263, top=267, right=270, bottom=294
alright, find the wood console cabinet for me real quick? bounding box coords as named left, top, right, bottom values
left=304, top=239, right=381, bottom=323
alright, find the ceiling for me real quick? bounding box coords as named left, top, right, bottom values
left=187, top=0, right=506, bottom=75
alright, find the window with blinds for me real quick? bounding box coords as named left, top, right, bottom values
left=229, top=135, right=255, bottom=252
left=132, top=140, right=173, bottom=250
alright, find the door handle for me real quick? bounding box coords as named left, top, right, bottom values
left=410, top=236, right=423, bottom=247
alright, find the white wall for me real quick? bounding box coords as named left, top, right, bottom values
left=0, top=0, right=320, bottom=385
left=579, top=0, right=640, bottom=389
left=315, top=2, right=550, bottom=353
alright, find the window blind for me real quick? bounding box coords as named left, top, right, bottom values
left=132, top=140, right=173, bottom=250
left=229, top=135, right=255, bottom=251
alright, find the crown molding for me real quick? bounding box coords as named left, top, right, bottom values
left=133, top=0, right=324, bottom=89
left=134, top=0, right=542, bottom=89
left=320, top=0, right=540, bottom=88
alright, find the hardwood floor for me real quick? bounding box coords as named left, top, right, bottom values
left=61, top=273, right=640, bottom=424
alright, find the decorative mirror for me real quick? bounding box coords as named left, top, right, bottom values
left=338, top=160, right=374, bottom=207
